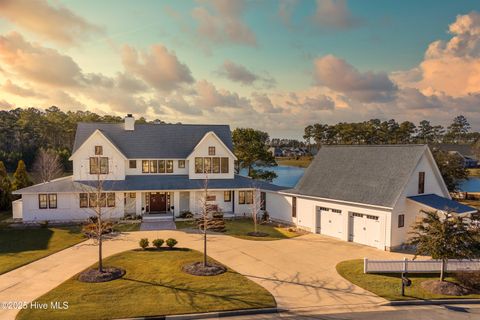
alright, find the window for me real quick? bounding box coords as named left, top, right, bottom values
left=208, top=146, right=216, bottom=155
left=221, top=157, right=229, bottom=173
left=292, top=196, right=297, bottom=217
left=95, top=145, right=103, bottom=155
left=224, top=191, right=231, bottom=202
left=418, top=172, right=425, bottom=194
left=149, top=160, right=158, bottom=173
left=178, top=160, right=185, bottom=168
left=107, top=193, right=115, bottom=207
left=142, top=160, right=149, bottom=173
left=39, top=194, right=48, bottom=209
left=99, top=193, right=107, bottom=207
left=48, top=194, right=57, bottom=209
left=89, top=157, right=99, bottom=174
left=366, top=215, right=379, bottom=220
left=212, top=157, right=220, bottom=173
left=195, top=157, right=203, bottom=173
left=398, top=214, right=405, bottom=228
left=239, top=191, right=245, bottom=204
left=204, top=157, right=212, bottom=173
left=129, top=192, right=136, bottom=198
left=99, top=157, right=108, bottom=174
left=352, top=212, right=363, bottom=218
left=332, top=209, right=342, bottom=214
left=260, top=192, right=266, bottom=210
left=158, top=160, right=165, bottom=173
left=80, top=193, right=88, bottom=208
left=319, top=207, right=330, bottom=211
left=245, top=191, right=253, bottom=204
left=166, top=160, right=173, bottom=173
left=89, top=193, right=98, bottom=208
left=129, top=160, right=137, bottom=169
left=206, top=195, right=216, bottom=201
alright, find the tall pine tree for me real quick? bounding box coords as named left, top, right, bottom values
left=12, top=160, right=32, bottom=191
left=0, top=161, right=12, bottom=210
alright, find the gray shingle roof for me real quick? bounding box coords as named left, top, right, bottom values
left=13, top=175, right=288, bottom=194
left=72, top=123, right=233, bottom=158
left=408, top=194, right=477, bottom=214
left=285, top=145, right=428, bottom=208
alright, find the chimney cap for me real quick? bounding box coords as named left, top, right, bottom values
left=126, top=114, right=133, bottom=118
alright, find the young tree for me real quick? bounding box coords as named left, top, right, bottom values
left=32, top=148, right=64, bottom=183
left=232, top=128, right=277, bottom=181
left=12, top=160, right=32, bottom=191
left=249, top=186, right=264, bottom=236
left=197, top=178, right=215, bottom=267
left=0, top=161, right=12, bottom=210
left=432, top=149, right=468, bottom=191
left=409, top=210, right=480, bottom=281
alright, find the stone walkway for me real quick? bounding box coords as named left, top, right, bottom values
left=139, top=220, right=176, bottom=231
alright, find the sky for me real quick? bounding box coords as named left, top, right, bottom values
left=1, top=0, right=480, bottom=139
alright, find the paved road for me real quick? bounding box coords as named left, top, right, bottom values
left=0, top=230, right=414, bottom=319
left=218, top=304, right=480, bottom=320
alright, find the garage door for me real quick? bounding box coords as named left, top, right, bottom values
left=315, top=207, right=343, bottom=239
left=348, top=212, right=381, bottom=247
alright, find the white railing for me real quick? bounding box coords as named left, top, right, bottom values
left=364, top=257, right=480, bottom=273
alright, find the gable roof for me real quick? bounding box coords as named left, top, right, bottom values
left=430, top=143, right=477, bottom=159
left=72, top=123, right=233, bottom=158
left=285, top=145, right=429, bottom=208
left=408, top=194, right=477, bottom=215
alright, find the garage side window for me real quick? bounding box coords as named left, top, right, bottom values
left=292, top=197, right=297, bottom=217
left=398, top=214, right=405, bottom=228
left=418, top=172, right=425, bottom=194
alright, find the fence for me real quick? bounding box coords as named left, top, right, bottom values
left=364, top=258, right=480, bottom=274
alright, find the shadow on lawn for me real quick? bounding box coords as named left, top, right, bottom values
left=0, top=228, right=55, bottom=253
left=121, top=275, right=271, bottom=309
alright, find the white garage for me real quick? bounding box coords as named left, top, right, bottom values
left=348, top=212, right=381, bottom=248
left=315, top=206, right=344, bottom=239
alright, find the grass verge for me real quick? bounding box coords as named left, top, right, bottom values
left=336, top=259, right=480, bottom=300
left=17, top=249, right=276, bottom=320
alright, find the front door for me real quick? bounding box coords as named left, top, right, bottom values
left=150, top=192, right=167, bottom=212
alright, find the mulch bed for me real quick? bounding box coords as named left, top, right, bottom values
left=182, top=262, right=227, bottom=276
left=78, top=267, right=125, bottom=283
left=421, top=280, right=471, bottom=296
left=246, top=231, right=269, bottom=237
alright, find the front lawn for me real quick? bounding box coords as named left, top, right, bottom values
left=176, top=218, right=300, bottom=241
left=336, top=259, right=480, bottom=300
left=468, top=168, right=480, bottom=177
left=0, top=227, right=85, bottom=275
left=276, top=156, right=312, bottom=168
left=17, top=249, right=276, bottom=320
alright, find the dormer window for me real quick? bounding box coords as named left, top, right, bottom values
left=208, top=146, right=215, bottom=155
left=90, top=157, right=108, bottom=174
left=418, top=172, right=425, bottom=194
left=95, top=146, right=103, bottom=155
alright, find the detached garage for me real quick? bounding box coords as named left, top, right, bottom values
left=267, top=145, right=477, bottom=251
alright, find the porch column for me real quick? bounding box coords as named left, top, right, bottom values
left=135, top=192, right=142, bottom=216
left=173, top=191, right=180, bottom=216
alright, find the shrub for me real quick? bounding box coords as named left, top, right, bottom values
left=455, top=271, right=480, bottom=290
left=152, top=238, right=164, bottom=249
left=261, top=210, right=270, bottom=223
left=166, top=238, right=177, bottom=248
left=179, top=210, right=193, bottom=219
left=139, top=238, right=149, bottom=249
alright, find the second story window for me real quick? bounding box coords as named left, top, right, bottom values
left=129, top=160, right=137, bottom=169
left=150, top=160, right=158, bottom=173
left=212, top=157, right=220, bottom=173
left=90, top=157, right=108, bottom=174
left=166, top=160, right=174, bottom=173
left=221, top=157, right=229, bottom=173
left=418, top=172, right=425, bottom=194
left=142, top=160, right=149, bottom=173
left=195, top=157, right=204, bottom=173
left=204, top=158, right=212, bottom=173
left=158, top=160, right=165, bottom=173
left=178, top=160, right=185, bottom=168
left=208, top=146, right=216, bottom=155
left=95, top=145, right=103, bottom=155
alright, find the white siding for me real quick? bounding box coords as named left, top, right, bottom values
left=189, top=190, right=235, bottom=214
left=187, top=133, right=235, bottom=180
left=265, top=191, right=294, bottom=223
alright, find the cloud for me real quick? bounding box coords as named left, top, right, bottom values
left=2, top=80, right=44, bottom=98
left=217, top=60, right=276, bottom=88
left=251, top=92, right=283, bottom=113
left=0, top=99, right=15, bottom=109
left=278, top=0, right=298, bottom=27
left=191, top=0, right=256, bottom=47
left=194, top=79, right=250, bottom=108
left=121, top=44, right=194, bottom=92
left=0, top=0, right=103, bottom=45
left=312, top=0, right=360, bottom=30
left=314, top=54, right=397, bottom=102
left=0, top=32, right=84, bottom=87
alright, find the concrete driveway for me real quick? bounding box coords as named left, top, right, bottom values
left=0, top=230, right=411, bottom=319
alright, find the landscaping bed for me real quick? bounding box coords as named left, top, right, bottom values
left=336, top=259, right=480, bottom=300
left=176, top=218, right=302, bottom=241
left=0, top=226, right=85, bottom=275
left=17, top=249, right=276, bottom=320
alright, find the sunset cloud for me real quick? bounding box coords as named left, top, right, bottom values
left=217, top=60, right=276, bottom=88
left=312, top=0, right=361, bottom=30
left=0, top=0, right=102, bottom=45
left=194, top=79, right=250, bottom=108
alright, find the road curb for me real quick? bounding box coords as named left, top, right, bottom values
left=381, top=299, right=480, bottom=306
left=119, top=307, right=282, bottom=320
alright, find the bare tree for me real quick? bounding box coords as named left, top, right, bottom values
left=197, top=177, right=215, bottom=267
left=33, top=148, right=63, bottom=183
left=250, top=186, right=264, bottom=234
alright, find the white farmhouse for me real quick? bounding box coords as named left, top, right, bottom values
left=12, top=115, right=283, bottom=222
left=266, top=145, right=477, bottom=250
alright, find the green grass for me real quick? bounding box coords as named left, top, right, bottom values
left=17, top=249, right=276, bottom=320
left=0, top=227, right=85, bottom=275
left=176, top=218, right=300, bottom=241
left=276, top=156, right=312, bottom=168
left=336, top=259, right=480, bottom=301
left=468, top=168, right=480, bottom=177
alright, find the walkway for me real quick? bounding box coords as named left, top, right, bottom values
left=0, top=231, right=413, bottom=319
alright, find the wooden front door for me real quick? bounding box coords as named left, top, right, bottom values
left=150, top=192, right=167, bottom=212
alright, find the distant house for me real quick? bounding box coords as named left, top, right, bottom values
left=430, top=144, right=479, bottom=168
left=265, top=145, right=477, bottom=251
left=12, top=115, right=283, bottom=222
left=268, top=147, right=283, bottom=157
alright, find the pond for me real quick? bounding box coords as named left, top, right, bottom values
left=239, top=165, right=305, bottom=187
left=459, top=177, right=480, bottom=192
